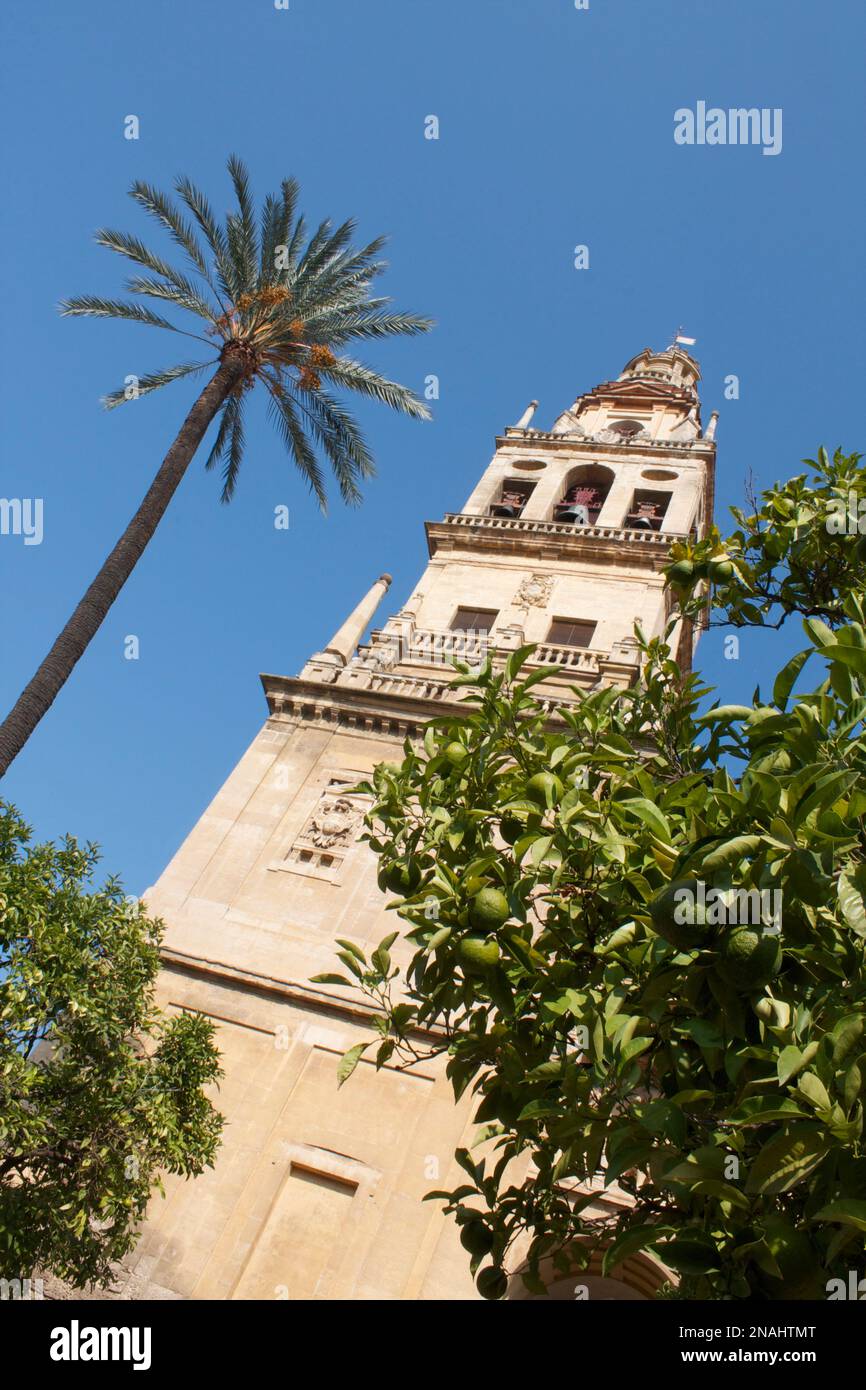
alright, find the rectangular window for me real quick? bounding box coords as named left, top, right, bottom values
left=451, top=607, right=497, bottom=633
left=547, top=619, right=596, bottom=648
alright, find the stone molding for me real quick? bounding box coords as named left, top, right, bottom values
left=496, top=429, right=714, bottom=457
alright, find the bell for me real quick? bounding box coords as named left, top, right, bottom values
left=630, top=514, right=653, bottom=529
left=556, top=505, right=589, bottom=525
left=490, top=504, right=519, bottom=518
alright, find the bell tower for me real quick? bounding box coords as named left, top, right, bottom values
left=114, top=345, right=716, bottom=1302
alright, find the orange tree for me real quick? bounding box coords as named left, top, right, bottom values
left=317, top=449, right=866, bottom=1300
left=0, top=804, right=222, bottom=1287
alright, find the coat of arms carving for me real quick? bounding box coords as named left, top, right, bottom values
left=302, top=794, right=362, bottom=849
left=514, top=573, right=554, bottom=611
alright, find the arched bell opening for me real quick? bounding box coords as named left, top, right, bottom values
left=554, top=463, right=614, bottom=526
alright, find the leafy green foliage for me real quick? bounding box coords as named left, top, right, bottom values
left=61, top=155, right=432, bottom=506
left=669, top=447, right=866, bottom=632
left=0, top=804, right=222, bottom=1288
left=325, top=447, right=866, bottom=1299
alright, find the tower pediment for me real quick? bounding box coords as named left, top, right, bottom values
left=582, top=376, right=696, bottom=405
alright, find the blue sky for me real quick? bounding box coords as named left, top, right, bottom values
left=1, top=0, right=864, bottom=893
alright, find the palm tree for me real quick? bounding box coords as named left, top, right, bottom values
left=0, top=156, right=431, bottom=778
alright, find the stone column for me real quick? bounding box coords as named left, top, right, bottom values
left=514, top=400, right=539, bottom=430
left=596, top=470, right=634, bottom=529
left=324, top=573, right=392, bottom=662
left=302, top=574, right=392, bottom=680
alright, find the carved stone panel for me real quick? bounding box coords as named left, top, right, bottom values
left=272, top=774, right=370, bottom=882
left=303, top=795, right=363, bottom=850
left=514, top=573, right=554, bottom=611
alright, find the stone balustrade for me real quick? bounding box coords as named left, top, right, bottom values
left=442, top=512, right=685, bottom=545
left=351, top=625, right=604, bottom=688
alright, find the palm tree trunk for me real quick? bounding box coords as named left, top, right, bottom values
left=0, top=357, right=245, bottom=778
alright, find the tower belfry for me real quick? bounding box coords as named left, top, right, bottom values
left=122, top=345, right=716, bottom=1302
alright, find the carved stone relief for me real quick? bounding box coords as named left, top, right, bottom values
left=272, top=775, right=370, bottom=881
left=303, top=795, right=363, bottom=849
left=514, top=573, right=554, bottom=611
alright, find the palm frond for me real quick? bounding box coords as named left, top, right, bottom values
left=127, top=181, right=211, bottom=280
left=291, top=263, right=388, bottom=317
left=174, top=175, right=236, bottom=302
left=219, top=393, right=247, bottom=503
left=289, top=384, right=376, bottom=506
left=295, top=219, right=357, bottom=291
left=60, top=295, right=196, bottom=336
left=308, top=307, right=434, bottom=345
left=101, top=360, right=213, bottom=410
left=283, top=212, right=307, bottom=273
left=296, top=235, right=388, bottom=296
left=274, top=178, right=301, bottom=266
left=265, top=379, right=328, bottom=510
left=124, top=274, right=219, bottom=324
left=93, top=227, right=212, bottom=304
left=319, top=356, right=432, bottom=420
left=294, top=218, right=334, bottom=279
left=266, top=282, right=386, bottom=341
left=226, top=154, right=258, bottom=295
left=259, top=176, right=302, bottom=287
left=258, top=195, right=282, bottom=287
left=306, top=235, right=388, bottom=292
left=203, top=396, right=238, bottom=473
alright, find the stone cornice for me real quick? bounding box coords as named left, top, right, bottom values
left=261, top=671, right=586, bottom=732
left=495, top=429, right=715, bottom=460
left=260, top=658, right=621, bottom=743
left=261, top=672, right=452, bottom=739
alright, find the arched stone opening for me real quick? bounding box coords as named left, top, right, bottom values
left=507, top=1244, right=669, bottom=1301
left=554, top=463, right=615, bottom=526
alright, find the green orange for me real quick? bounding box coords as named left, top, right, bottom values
left=718, top=928, right=782, bottom=991
left=648, top=878, right=715, bottom=951
left=667, top=559, right=696, bottom=589
left=460, top=1220, right=494, bottom=1258
left=476, top=1265, right=508, bottom=1300
left=499, top=815, right=526, bottom=845
left=469, top=887, right=511, bottom=931
left=458, top=934, right=501, bottom=971
left=525, top=772, right=563, bottom=809
left=380, top=861, right=422, bottom=895
left=707, top=555, right=735, bottom=584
